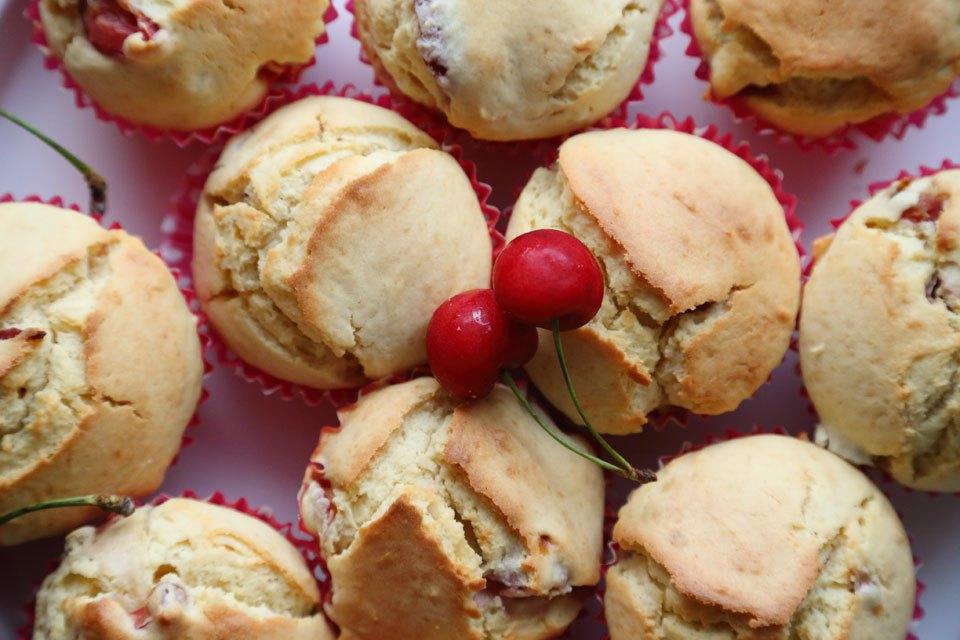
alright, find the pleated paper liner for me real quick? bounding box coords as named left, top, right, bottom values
left=0, top=193, right=211, bottom=458
left=678, top=0, right=959, bottom=154
left=594, top=427, right=926, bottom=640
left=16, top=491, right=328, bottom=639
left=344, top=0, right=680, bottom=172
left=500, top=110, right=806, bottom=432
left=159, top=82, right=503, bottom=408
left=795, top=159, right=960, bottom=499
left=25, top=0, right=338, bottom=147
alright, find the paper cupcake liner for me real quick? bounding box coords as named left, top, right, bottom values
left=796, top=159, right=960, bottom=499
left=595, top=427, right=926, bottom=640
left=15, top=491, right=328, bottom=640
left=344, top=0, right=679, bottom=149
left=0, top=192, right=211, bottom=456
left=160, top=82, right=502, bottom=407
left=678, top=0, right=959, bottom=154
left=25, top=0, right=338, bottom=147
left=503, top=110, right=804, bottom=432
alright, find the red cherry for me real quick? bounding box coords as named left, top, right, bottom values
left=501, top=319, right=538, bottom=368
left=493, top=229, right=604, bottom=330
left=427, top=289, right=508, bottom=401
left=83, top=0, right=158, bottom=57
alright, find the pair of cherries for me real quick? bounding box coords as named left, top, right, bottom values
left=427, top=229, right=603, bottom=400
left=427, top=229, right=652, bottom=483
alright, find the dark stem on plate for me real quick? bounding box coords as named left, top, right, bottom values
left=0, top=108, right=107, bottom=217
left=0, top=494, right=135, bottom=526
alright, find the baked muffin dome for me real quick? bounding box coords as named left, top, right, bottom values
left=39, top=0, right=330, bottom=131
left=33, top=498, right=336, bottom=640
left=801, top=170, right=960, bottom=492
left=605, top=435, right=916, bottom=639
left=193, top=96, right=493, bottom=390
left=353, top=0, right=666, bottom=141
left=506, top=128, right=800, bottom=434
left=299, top=377, right=605, bottom=640
left=690, top=0, right=960, bottom=137
left=0, top=203, right=203, bottom=546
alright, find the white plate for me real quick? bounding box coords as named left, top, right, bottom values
left=1, top=2, right=959, bottom=638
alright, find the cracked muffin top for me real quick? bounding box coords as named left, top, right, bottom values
left=33, top=498, right=336, bottom=640
left=352, top=0, right=666, bottom=140
left=0, top=203, right=203, bottom=546
left=690, top=0, right=960, bottom=137
left=605, top=435, right=916, bottom=640
left=506, top=128, right=800, bottom=434
left=299, top=377, right=605, bottom=640
left=192, top=96, right=493, bottom=391
left=801, top=169, right=960, bottom=492
left=39, top=0, right=330, bottom=131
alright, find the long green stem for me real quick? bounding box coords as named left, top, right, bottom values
left=550, top=319, right=644, bottom=480
left=0, top=108, right=107, bottom=216
left=0, top=495, right=134, bottom=527
left=500, top=371, right=632, bottom=477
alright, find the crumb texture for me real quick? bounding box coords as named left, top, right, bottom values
left=353, top=0, right=665, bottom=140
left=33, top=498, right=335, bottom=640
left=606, top=435, right=916, bottom=639
left=0, top=203, right=202, bottom=545
left=800, top=170, right=960, bottom=491
left=507, top=128, right=800, bottom=434
left=299, top=378, right=604, bottom=640
left=690, top=0, right=960, bottom=135
left=39, top=0, right=331, bottom=130
left=193, top=96, right=492, bottom=390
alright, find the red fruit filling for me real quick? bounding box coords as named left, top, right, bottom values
left=903, top=192, right=946, bottom=223
left=0, top=328, right=45, bottom=341
left=82, top=0, right=159, bottom=57
left=130, top=606, right=151, bottom=629
left=307, top=461, right=338, bottom=520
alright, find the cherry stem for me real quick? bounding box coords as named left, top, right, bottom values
left=551, top=318, right=651, bottom=483
left=0, top=494, right=135, bottom=527
left=0, top=108, right=107, bottom=217
left=500, top=370, right=634, bottom=477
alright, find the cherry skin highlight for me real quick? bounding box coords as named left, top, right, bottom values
left=427, top=289, right=509, bottom=401
left=493, top=229, right=604, bottom=331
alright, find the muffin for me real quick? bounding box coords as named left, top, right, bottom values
left=0, top=203, right=203, bottom=546
left=689, top=0, right=960, bottom=137
left=39, top=0, right=330, bottom=131
left=352, top=0, right=667, bottom=141
left=299, top=377, right=605, bottom=640
left=506, top=128, right=800, bottom=434
left=193, top=96, right=493, bottom=390
left=606, top=435, right=916, bottom=639
left=33, top=497, right=336, bottom=640
left=801, top=170, right=960, bottom=492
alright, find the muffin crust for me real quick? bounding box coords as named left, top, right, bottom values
left=606, top=435, right=916, bottom=639
left=690, top=0, right=960, bottom=136
left=353, top=0, right=666, bottom=140
left=299, top=378, right=604, bottom=640
left=0, top=203, right=202, bottom=545
left=40, top=0, right=330, bottom=130
left=507, top=128, right=800, bottom=434
left=801, top=169, right=960, bottom=491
